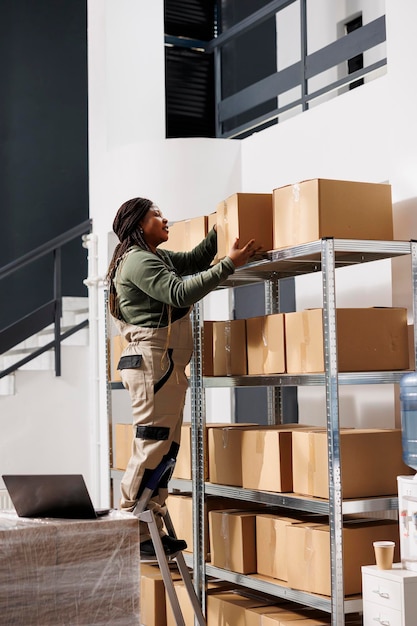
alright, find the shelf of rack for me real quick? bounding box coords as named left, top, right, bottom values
left=181, top=552, right=362, bottom=614
left=169, top=479, right=399, bottom=515
left=203, top=371, right=411, bottom=388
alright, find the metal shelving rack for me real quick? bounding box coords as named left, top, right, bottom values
left=183, top=237, right=417, bottom=626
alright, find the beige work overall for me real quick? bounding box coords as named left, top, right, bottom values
left=114, top=311, right=193, bottom=541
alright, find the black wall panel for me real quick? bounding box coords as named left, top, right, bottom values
left=0, top=0, right=88, bottom=329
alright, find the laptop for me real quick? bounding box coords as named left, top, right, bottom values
left=2, top=474, right=110, bottom=520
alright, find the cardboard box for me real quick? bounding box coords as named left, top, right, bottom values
left=203, top=320, right=247, bottom=376
left=256, top=514, right=308, bottom=581
left=272, top=178, right=393, bottom=249
left=208, top=510, right=257, bottom=574
left=172, top=422, right=209, bottom=480
left=141, top=563, right=182, bottom=626
left=292, top=427, right=414, bottom=499
left=206, top=590, right=274, bottom=626
left=207, top=211, right=219, bottom=264
left=285, top=307, right=409, bottom=373
left=159, top=215, right=208, bottom=252
left=241, top=428, right=293, bottom=492
left=216, top=193, right=273, bottom=260
left=166, top=580, right=234, bottom=626
left=261, top=609, right=331, bottom=625
left=208, top=424, right=257, bottom=487
left=246, top=314, right=286, bottom=375
left=286, top=518, right=400, bottom=596
left=111, top=334, right=128, bottom=381
left=113, top=423, right=133, bottom=470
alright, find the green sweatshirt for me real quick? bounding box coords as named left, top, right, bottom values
left=114, top=228, right=235, bottom=328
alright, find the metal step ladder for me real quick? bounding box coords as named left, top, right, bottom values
left=133, top=457, right=206, bottom=626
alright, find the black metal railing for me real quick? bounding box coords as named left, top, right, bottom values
left=0, top=219, right=92, bottom=379
left=208, top=0, right=386, bottom=138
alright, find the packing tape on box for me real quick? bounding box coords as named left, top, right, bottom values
left=291, top=184, right=302, bottom=245
left=255, top=430, right=264, bottom=454
left=224, top=321, right=232, bottom=376
left=262, top=323, right=268, bottom=372
left=220, top=512, right=231, bottom=570
left=304, top=525, right=315, bottom=588
left=221, top=428, right=230, bottom=449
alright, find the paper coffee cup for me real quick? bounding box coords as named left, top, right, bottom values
left=373, top=541, right=395, bottom=570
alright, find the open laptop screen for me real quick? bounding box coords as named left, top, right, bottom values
left=2, top=474, right=109, bottom=519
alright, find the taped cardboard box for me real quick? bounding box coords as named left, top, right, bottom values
left=241, top=429, right=293, bottom=492
left=208, top=509, right=257, bottom=574
left=216, top=193, right=273, bottom=260
left=207, top=211, right=219, bottom=264
left=114, top=423, right=133, bottom=470
left=292, top=427, right=413, bottom=499
left=166, top=580, right=234, bottom=626
left=286, top=518, right=399, bottom=596
left=140, top=563, right=182, bottom=626
left=206, top=590, right=276, bottom=626
left=172, top=422, right=209, bottom=481
left=285, top=307, right=409, bottom=373
left=207, top=423, right=259, bottom=487
left=159, top=215, right=208, bottom=252
left=246, top=314, right=286, bottom=375
left=272, top=178, right=393, bottom=249
left=256, top=513, right=312, bottom=581
left=203, top=319, right=247, bottom=376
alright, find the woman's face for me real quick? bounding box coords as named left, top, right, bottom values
left=140, top=206, right=169, bottom=251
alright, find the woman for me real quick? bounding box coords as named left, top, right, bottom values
left=107, top=197, right=257, bottom=557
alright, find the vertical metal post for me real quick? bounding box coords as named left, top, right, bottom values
left=190, top=302, right=206, bottom=619
left=265, top=276, right=281, bottom=424
left=300, top=0, right=309, bottom=111
left=321, top=238, right=344, bottom=625
left=53, top=247, right=62, bottom=376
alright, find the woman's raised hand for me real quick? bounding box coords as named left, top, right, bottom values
left=228, top=238, right=259, bottom=268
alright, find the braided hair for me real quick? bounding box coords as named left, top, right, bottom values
left=106, top=197, right=154, bottom=319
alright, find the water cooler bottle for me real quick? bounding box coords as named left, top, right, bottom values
left=398, top=372, right=417, bottom=571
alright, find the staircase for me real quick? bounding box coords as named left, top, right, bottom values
left=0, top=296, right=89, bottom=396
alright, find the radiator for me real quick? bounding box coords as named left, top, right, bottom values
left=0, top=489, right=14, bottom=510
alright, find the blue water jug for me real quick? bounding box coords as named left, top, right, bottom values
left=400, top=372, right=417, bottom=471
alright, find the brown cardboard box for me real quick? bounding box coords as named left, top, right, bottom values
left=159, top=215, right=208, bottom=252
left=285, top=307, right=409, bottom=373
left=208, top=510, right=257, bottom=574
left=292, top=427, right=413, bottom=499
left=206, top=590, right=273, bottom=626
left=272, top=178, right=393, bottom=249
left=172, top=422, right=209, bottom=481
left=246, top=314, right=286, bottom=375
left=207, top=211, right=218, bottom=264
left=262, top=609, right=331, bottom=625
left=141, top=563, right=182, bottom=626
left=241, top=428, right=293, bottom=492
left=166, top=494, right=245, bottom=558
left=111, top=334, right=128, bottom=381
left=256, top=514, right=308, bottom=581
left=286, top=518, right=400, bottom=596
left=114, top=423, right=133, bottom=470
left=208, top=424, right=257, bottom=486
left=203, top=319, right=247, bottom=376
left=216, top=193, right=273, bottom=260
